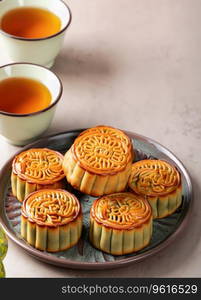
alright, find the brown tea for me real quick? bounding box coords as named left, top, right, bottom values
left=0, top=77, right=52, bottom=114
left=0, top=7, right=61, bottom=39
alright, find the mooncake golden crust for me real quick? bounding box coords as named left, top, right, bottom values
left=21, top=189, right=81, bottom=226
left=12, top=148, right=65, bottom=184
left=11, top=148, right=65, bottom=202
left=89, top=192, right=153, bottom=255
left=63, top=126, right=134, bottom=196
left=91, top=192, right=152, bottom=230
left=128, top=159, right=182, bottom=219
left=21, top=189, right=82, bottom=252
left=74, top=125, right=133, bottom=175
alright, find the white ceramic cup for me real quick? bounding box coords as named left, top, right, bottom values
left=0, top=0, right=72, bottom=68
left=0, top=63, right=63, bottom=146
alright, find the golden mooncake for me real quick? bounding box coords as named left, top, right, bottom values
left=21, top=189, right=82, bottom=252
left=63, top=126, right=134, bottom=196
left=128, top=159, right=182, bottom=219
left=11, top=148, right=65, bottom=202
left=89, top=192, right=152, bottom=255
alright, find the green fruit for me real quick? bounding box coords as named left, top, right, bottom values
left=0, top=261, right=5, bottom=278
left=0, top=226, right=8, bottom=260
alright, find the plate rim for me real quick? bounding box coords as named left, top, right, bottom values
left=0, top=129, right=193, bottom=270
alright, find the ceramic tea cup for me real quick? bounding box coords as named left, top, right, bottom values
left=0, top=63, right=63, bottom=146
left=0, top=0, right=72, bottom=68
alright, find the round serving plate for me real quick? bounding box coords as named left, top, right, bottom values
left=0, top=129, right=193, bottom=270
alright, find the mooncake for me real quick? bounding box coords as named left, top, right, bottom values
left=89, top=192, right=152, bottom=255
left=128, top=159, right=182, bottom=219
left=21, top=189, right=82, bottom=252
left=11, top=148, right=65, bottom=202
left=63, top=126, right=134, bottom=196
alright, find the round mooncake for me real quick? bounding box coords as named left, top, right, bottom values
left=128, top=159, right=182, bottom=219
left=63, top=126, right=134, bottom=196
left=21, top=189, right=82, bottom=252
left=89, top=192, right=152, bottom=255
left=11, top=148, right=65, bottom=202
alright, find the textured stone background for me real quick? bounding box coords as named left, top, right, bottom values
left=0, top=0, right=200, bottom=277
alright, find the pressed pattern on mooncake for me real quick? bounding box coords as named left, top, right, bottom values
left=21, top=189, right=82, bottom=252
left=128, top=159, right=182, bottom=219
left=63, top=126, right=134, bottom=196
left=11, top=148, right=65, bottom=202
left=89, top=192, right=152, bottom=255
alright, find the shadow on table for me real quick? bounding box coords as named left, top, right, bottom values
left=52, top=45, right=116, bottom=79
left=48, top=44, right=118, bottom=132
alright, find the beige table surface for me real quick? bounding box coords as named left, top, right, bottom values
left=0, top=0, right=201, bottom=278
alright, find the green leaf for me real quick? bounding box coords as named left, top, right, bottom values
left=0, top=260, right=5, bottom=278
left=0, top=226, right=8, bottom=260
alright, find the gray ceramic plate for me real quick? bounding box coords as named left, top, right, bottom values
left=0, top=130, right=193, bottom=270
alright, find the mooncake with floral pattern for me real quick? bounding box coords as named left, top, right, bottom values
left=11, top=148, right=65, bottom=202
left=128, top=159, right=182, bottom=219
left=63, top=126, right=134, bottom=196
left=21, top=189, right=82, bottom=252
left=89, top=192, right=152, bottom=255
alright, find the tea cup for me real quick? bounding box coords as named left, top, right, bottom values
left=0, top=0, right=72, bottom=68
left=0, top=63, right=63, bottom=146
